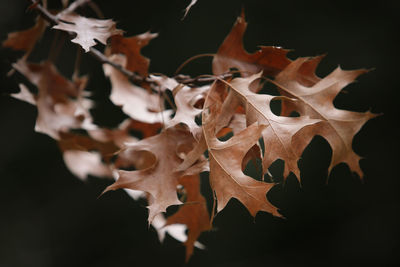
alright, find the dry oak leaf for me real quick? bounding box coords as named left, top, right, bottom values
left=273, top=58, right=378, bottom=177
left=53, top=13, right=122, bottom=52
left=202, top=81, right=280, bottom=217
left=166, top=174, right=210, bottom=262
left=227, top=73, right=320, bottom=179
left=166, top=84, right=210, bottom=138
left=59, top=118, right=162, bottom=180
left=2, top=17, right=46, bottom=55
left=212, top=11, right=325, bottom=87
left=212, top=11, right=290, bottom=77
left=63, top=150, right=113, bottom=180
left=152, top=213, right=205, bottom=257
left=104, top=54, right=172, bottom=124
left=108, top=32, right=158, bottom=76
left=104, top=126, right=206, bottom=223
left=12, top=60, right=95, bottom=139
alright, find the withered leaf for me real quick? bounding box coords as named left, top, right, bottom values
left=12, top=60, right=95, bottom=139
left=273, top=58, right=377, bottom=177
left=203, top=81, right=280, bottom=217
left=166, top=174, right=210, bottom=262
left=2, top=17, right=46, bottom=55
left=104, top=126, right=205, bottom=223
left=228, top=73, right=320, bottom=179
left=63, top=150, right=113, bottom=179
left=212, top=12, right=326, bottom=88
left=53, top=13, right=122, bottom=52
left=212, top=11, right=290, bottom=77
left=108, top=32, right=158, bottom=76
left=167, top=84, right=209, bottom=137
left=104, top=54, right=172, bottom=124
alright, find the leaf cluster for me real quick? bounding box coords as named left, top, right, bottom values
left=2, top=0, right=377, bottom=261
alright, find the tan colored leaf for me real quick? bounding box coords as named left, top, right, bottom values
left=63, top=150, right=113, bottom=180
left=104, top=54, right=172, bottom=124
left=11, top=84, right=37, bottom=105
left=53, top=13, right=122, bottom=52
left=12, top=60, right=95, bottom=139
left=202, top=81, right=280, bottom=217
left=228, top=73, right=320, bottom=179
left=103, top=127, right=203, bottom=223
left=167, top=84, right=209, bottom=137
left=166, top=174, right=210, bottom=262
left=273, top=58, right=378, bottom=177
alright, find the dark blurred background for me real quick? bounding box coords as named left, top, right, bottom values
left=0, top=0, right=399, bottom=266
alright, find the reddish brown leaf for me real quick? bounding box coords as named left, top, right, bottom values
left=2, top=17, right=46, bottom=54
left=108, top=32, right=158, bottom=76
left=166, top=174, right=210, bottom=261
left=212, top=11, right=291, bottom=77
left=202, top=81, right=280, bottom=217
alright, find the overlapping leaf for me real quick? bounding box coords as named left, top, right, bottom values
left=166, top=174, right=210, bottom=261
left=202, top=81, right=280, bottom=217
left=226, top=73, right=320, bottom=179
left=104, top=54, right=172, bottom=124
left=53, top=13, right=122, bottom=52
left=12, top=60, right=95, bottom=139
left=103, top=126, right=208, bottom=223
left=273, top=58, right=377, bottom=177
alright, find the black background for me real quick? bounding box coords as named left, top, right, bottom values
left=0, top=0, right=399, bottom=266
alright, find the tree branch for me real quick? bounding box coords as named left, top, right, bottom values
left=28, top=0, right=231, bottom=86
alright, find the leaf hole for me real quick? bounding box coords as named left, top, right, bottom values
left=259, top=81, right=279, bottom=95
left=216, top=130, right=233, bottom=142
left=265, top=159, right=284, bottom=183
left=129, top=128, right=143, bottom=139
left=270, top=98, right=282, bottom=116
left=289, top=111, right=300, bottom=117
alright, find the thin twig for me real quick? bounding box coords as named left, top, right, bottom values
left=29, top=0, right=145, bottom=82
left=174, top=53, right=215, bottom=75
left=28, top=0, right=232, bottom=86
left=57, top=0, right=90, bottom=18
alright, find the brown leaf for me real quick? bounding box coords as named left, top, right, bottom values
left=212, top=12, right=325, bottom=88
left=273, top=58, right=378, bottom=177
left=2, top=17, right=46, bottom=54
left=104, top=126, right=203, bottom=223
left=12, top=60, right=94, bottom=139
left=202, top=81, right=280, bottom=217
left=104, top=54, right=172, bottom=124
left=108, top=32, right=158, bottom=76
left=167, top=84, right=209, bottom=137
left=228, top=73, right=320, bottom=179
left=53, top=13, right=122, bottom=52
left=166, top=174, right=210, bottom=262
left=212, top=11, right=291, bottom=77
